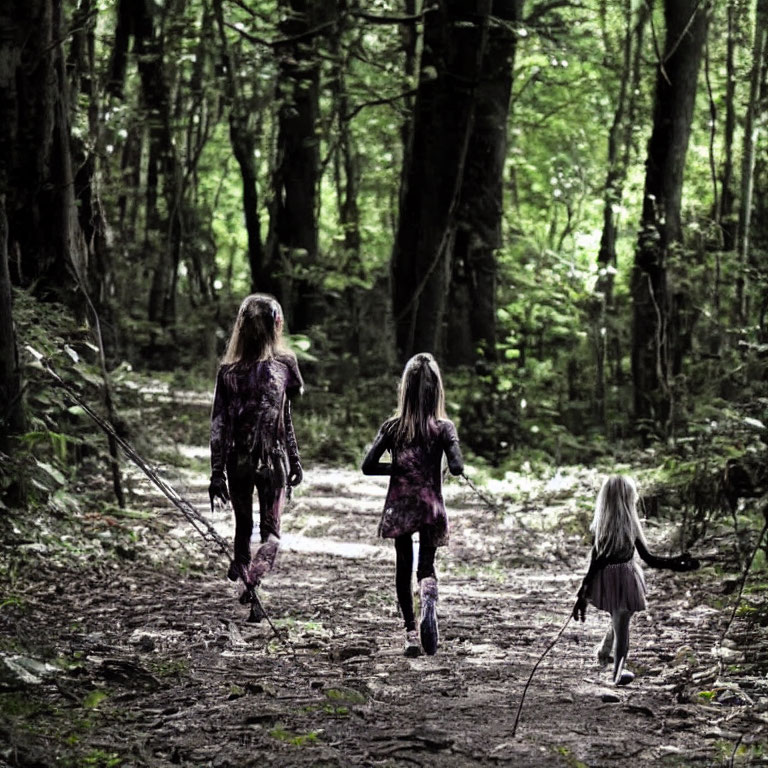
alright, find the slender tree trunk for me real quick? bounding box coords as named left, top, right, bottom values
left=107, top=0, right=133, bottom=99
left=400, top=0, right=419, bottom=150
left=719, top=0, right=737, bottom=252
left=631, top=0, right=710, bottom=435
left=391, top=0, right=492, bottom=362
left=213, top=0, right=268, bottom=295
left=69, top=0, right=114, bottom=317
left=132, top=0, right=183, bottom=328
left=593, top=1, right=646, bottom=427
left=735, top=0, right=768, bottom=324
left=117, top=127, right=142, bottom=243
left=0, top=195, right=27, bottom=505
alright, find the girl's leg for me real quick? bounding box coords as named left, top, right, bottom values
left=416, top=543, right=436, bottom=582
left=417, top=537, right=439, bottom=655
left=248, top=473, right=283, bottom=585
left=394, top=534, right=416, bottom=631
left=227, top=455, right=255, bottom=570
left=596, top=624, right=614, bottom=664
left=239, top=472, right=284, bottom=623
left=611, top=609, right=634, bottom=685
left=255, top=470, right=283, bottom=543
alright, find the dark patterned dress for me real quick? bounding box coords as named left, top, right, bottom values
left=578, top=533, right=698, bottom=614
left=362, top=418, right=463, bottom=547
left=585, top=542, right=648, bottom=614
left=210, top=353, right=303, bottom=568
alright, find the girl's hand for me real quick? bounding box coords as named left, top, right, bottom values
left=671, top=552, right=700, bottom=572
left=572, top=594, right=587, bottom=622
left=209, top=472, right=229, bottom=511
left=288, top=460, right=303, bottom=487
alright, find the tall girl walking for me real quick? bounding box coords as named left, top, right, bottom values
left=209, top=294, right=304, bottom=621
left=573, top=475, right=699, bottom=685
left=362, top=353, right=463, bottom=657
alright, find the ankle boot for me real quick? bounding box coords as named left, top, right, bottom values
left=246, top=534, right=279, bottom=586
left=419, top=577, right=439, bottom=656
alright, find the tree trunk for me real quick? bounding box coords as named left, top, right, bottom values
left=631, top=0, right=710, bottom=435
left=593, top=1, right=646, bottom=426
left=213, top=0, right=269, bottom=295
left=446, top=0, right=521, bottom=366
left=132, top=0, right=183, bottom=328
left=267, top=0, right=330, bottom=331
left=0, top=195, right=27, bottom=505
left=69, top=0, right=115, bottom=321
left=107, top=0, right=133, bottom=99
left=719, top=0, right=737, bottom=252
left=391, top=0, right=492, bottom=362
left=0, top=0, right=86, bottom=299
left=400, top=0, right=419, bottom=150
left=735, top=0, right=768, bottom=324
left=0, top=0, right=91, bottom=499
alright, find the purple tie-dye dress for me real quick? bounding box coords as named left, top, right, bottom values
left=210, top=353, right=303, bottom=561
left=362, top=418, right=463, bottom=547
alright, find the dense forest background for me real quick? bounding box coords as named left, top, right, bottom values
left=1, top=0, right=768, bottom=520
left=3, top=2, right=768, bottom=765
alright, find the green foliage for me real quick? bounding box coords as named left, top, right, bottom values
left=82, top=690, right=109, bottom=709
left=269, top=724, right=321, bottom=746
left=2, top=291, right=117, bottom=508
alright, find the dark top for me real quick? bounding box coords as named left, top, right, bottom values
left=362, top=418, right=463, bottom=545
left=210, top=353, right=303, bottom=477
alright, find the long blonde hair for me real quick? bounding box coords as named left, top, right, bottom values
left=590, top=475, right=647, bottom=556
left=389, top=353, right=447, bottom=445
left=222, top=293, right=288, bottom=364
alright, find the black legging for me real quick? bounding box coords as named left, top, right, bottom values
left=395, top=533, right=436, bottom=631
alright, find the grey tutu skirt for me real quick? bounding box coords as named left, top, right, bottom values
left=588, top=560, right=647, bottom=613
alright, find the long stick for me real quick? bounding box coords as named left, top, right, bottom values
left=28, top=348, right=288, bottom=649
left=458, top=472, right=505, bottom=516
left=511, top=611, right=573, bottom=737
left=719, top=509, right=768, bottom=643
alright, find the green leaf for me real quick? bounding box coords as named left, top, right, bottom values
left=35, top=460, right=66, bottom=486
left=83, top=690, right=109, bottom=708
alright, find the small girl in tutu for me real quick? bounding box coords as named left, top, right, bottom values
left=362, top=353, right=463, bottom=657
left=573, top=475, right=699, bottom=685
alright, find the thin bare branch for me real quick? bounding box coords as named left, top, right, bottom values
left=350, top=5, right=437, bottom=24
left=344, top=86, right=419, bottom=122
left=223, top=18, right=336, bottom=48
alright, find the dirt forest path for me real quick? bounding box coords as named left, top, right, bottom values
left=2, top=409, right=767, bottom=766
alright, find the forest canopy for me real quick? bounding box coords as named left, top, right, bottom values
left=1, top=0, right=767, bottom=483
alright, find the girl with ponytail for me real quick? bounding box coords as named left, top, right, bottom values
left=209, top=294, right=304, bottom=621
left=362, top=353, right=463, bottom=657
